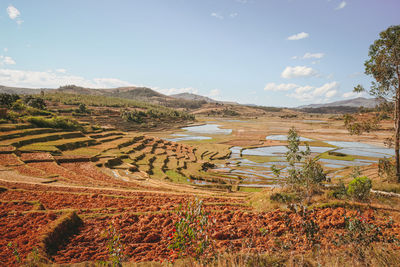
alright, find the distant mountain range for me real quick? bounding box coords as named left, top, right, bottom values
left=171, top=93, right=217, bottom=103
left=0, top=85, right=382, bottom=111
left=298, top=97, right=384, bottom=109
left=0, top=85, right=226, bottom=104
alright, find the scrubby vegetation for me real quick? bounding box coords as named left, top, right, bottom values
left=120, top=108, right=194, bottom=124
left=25, top=116, right=82, bottom=130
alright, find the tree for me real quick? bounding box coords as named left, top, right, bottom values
left=354, top=25, right=400, bottom=182
left=271, top=127, right=326, bottom=202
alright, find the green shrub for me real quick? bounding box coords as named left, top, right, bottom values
left=25, top=116, right=82, bottom=130
left=330, top=181, right=347, bottom=199
left=0, top=93, right=20, bottom=108
left=347, top=176, right=372, bottom=201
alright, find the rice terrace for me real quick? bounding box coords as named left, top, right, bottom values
left=1, top=1, right=400, bottom=267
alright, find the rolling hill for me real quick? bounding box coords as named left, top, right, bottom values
left=298, top=97, right=384, bottom=109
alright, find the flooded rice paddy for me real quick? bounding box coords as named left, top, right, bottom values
left=166, top=123, right=393, bottom=189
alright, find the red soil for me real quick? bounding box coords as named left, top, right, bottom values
left=1, top=180, right=399, bottom=265
left=12, top=164, right=46, bottom=177
left=0, top=211, right=59, bottom=266
left=20, top=152, right=54, bottom=162
left=0, top=154, right=22, bottom=166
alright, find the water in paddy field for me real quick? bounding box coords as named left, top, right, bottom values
left=242, top=145, right=332, bottom=157
left=166, top=133, right=212, bottom=142
left=169, top=124, right=395, bottom=189
left=166, top=124, right=232, bottom=141
left=225, top=139, right=394, bottom=188
left=182, top=124, right=232, bottom=134
left=325, top=141, right=394, bottom=158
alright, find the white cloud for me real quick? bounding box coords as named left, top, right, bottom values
left=303, top=52, right=324, bottom=59
left=287, top=32, right=309, bottom=41
left=0, top=56, right=16, bottom=65
left=281, top=66, right=317, bottom=79
left=292, top=53, right=325, bottom=60
left=0, top=68, right=133, bottom=88
left=7, top=5, right=20, bottom=20
left=264, top=82, right=298, bottom=92
left=229, top=13, right=238, bottom=18
left=55, top=69, right=67, bottom=73
left=155, top=87, right=198, bottom=95
left=208, top=89, right=220, bottom=98
left=335, top=1, right=347, bottom=10
left=295, top=85, right=313, bottom=94
left=4, top=48, right=8, bottom=52
left=264, top=80, right=340, bottom=103
left=211, top=12, right=224, bottom=20
left=286, top=82, right=340, bottom=102
left=325, top=90, right=337, bottom=98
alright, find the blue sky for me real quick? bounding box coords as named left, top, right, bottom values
left=0, top=0, right=399, bottom=107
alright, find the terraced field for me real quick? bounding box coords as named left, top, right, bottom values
left=0, top=122, right=233, bottom=191
left=1, top=117, right=400, bottom=266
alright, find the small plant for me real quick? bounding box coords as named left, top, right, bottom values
left=7, top=242, right=21, bottom=263
left=259, top=227, right=269, bottom=236
left=26, top=247, right=42, bottom=267
left=168, top=198, right=215, bottom=261
left=347, top=176, right=372, bottom=201
left=103, top=222, right=125, bottom=266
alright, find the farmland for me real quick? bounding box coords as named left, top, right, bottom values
left=0, top=93, right=400, bottom=266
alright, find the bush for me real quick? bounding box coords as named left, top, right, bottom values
left=23, top=96, right=47, bottom=110
left=347, top=176, right=372, bottom=201
left=0, top=93, right=20, bottom=108
left=25, top=116, right=82, bottom=130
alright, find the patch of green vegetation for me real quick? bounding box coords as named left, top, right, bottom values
left=306, top=140, right=336, bottom=147
left=63, top=147, right=100, bottom=157
left=165, top=170, right=188, bottom=184
left=25, top=116, right=82, bottom=130
left=319, top=151, right=355, bottom=161
left=18, top=144, right=60, bottom=153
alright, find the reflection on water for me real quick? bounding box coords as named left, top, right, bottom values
left=242, top=145, right=332, bottom=157
left=325, top=141, right=394, bottom=158
left=166, top=124, right=232, bottom=142
left=182, top=124, right=232, bottom=134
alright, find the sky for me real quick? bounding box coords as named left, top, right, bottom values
left=0, top=0, right=399, bottom=107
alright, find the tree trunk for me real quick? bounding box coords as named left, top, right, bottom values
left=396, top=88, right=400, bottom=182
